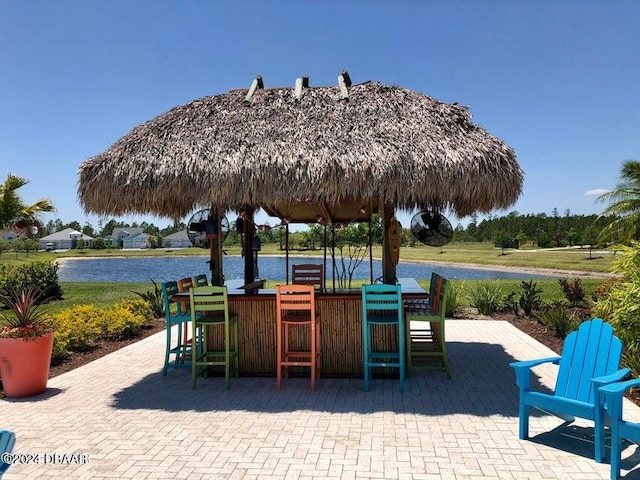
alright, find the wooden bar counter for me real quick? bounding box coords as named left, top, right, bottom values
left=206, top=278, right=428, bottom=377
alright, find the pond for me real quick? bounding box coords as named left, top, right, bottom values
left=57, top=255, right=555, bottom=283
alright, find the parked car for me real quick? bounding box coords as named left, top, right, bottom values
left=45, top=242, right=54, bottom=251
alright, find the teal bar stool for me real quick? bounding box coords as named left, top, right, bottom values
left=362, top=283, right=405, bottom=393
left=161, top=281, right=200, bottom=375
left=190, top=286, right=239, bottom=389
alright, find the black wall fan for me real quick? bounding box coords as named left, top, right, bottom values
left=187, top=209, right=230, bottom=247
left=410, top=210, right=453, bottom=247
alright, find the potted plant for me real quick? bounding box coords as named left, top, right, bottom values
left=0, top=287, right=54, bottom=398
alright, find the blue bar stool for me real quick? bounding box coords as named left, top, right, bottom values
left=362, top=284, right=405, bottom=393
left=161, top=281, right=200, bottom=375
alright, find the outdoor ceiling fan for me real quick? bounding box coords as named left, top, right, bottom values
left=186, top=209, right=230, bottom=248
left=410, top=210, right=454, bottom=247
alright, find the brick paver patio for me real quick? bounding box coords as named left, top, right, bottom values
left=2, top=320, right=639, bottom=479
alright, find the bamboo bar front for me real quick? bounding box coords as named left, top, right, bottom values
left=204, top=279, right=427, bottom=377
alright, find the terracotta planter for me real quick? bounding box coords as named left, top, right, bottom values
left=0, top=333, right=54, bottom=398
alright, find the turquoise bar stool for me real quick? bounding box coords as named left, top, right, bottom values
left=161, top=281, right=201, bottom=375
left=362, top=283, right=405, bottom=393
left=190, top=286, right=239, bottom=389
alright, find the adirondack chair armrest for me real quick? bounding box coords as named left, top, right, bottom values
left=599, top=377, right=640, bottom=397
left=592, top=368, right=631, bottom=389
left=510, top=357, right=561, bottom=390
left=0, top=429, right=16, bottom=476
left=510, top=357, right=561, bottom=371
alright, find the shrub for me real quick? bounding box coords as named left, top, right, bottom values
left=467, top=282, right=502, bottom=316
left=558, top=277, right=587, bottom=307
left=591, top=276, right=622, bottom=303
left=539, top=305, right=579, bottom=338
left=0, top=261, right=63, bottom=300
left=592, top=243, right=640, bottom=377
left=51, top=305, right=102, bottom=352
left=50, top=300, right=151, bottom=362
left=94, top=302, right=148, bottom=340
left=519, top=280, right=543, bottom=316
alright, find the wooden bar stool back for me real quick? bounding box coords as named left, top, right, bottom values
left=292, top=264, right=325, bottom=290
left=276, top=284, right=321, bottom=390
left=404, top=276, right=451, bottom=378
left=192, top=274, right=209, bottom=287
left=177, top=277, right=195, bottom=356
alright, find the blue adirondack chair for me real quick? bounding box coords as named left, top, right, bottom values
left=599, top=378, right=640, bottom=479
left=0, top=430, right=16, bottom=478
left=510, top=318, right=630, bottom=462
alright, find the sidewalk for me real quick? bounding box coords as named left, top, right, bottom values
left=1, top=320, right=638, bottom=479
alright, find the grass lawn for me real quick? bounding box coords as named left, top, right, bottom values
left=54, top=277, right=603, bottom=313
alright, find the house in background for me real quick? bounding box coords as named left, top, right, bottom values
left=109, top=228, right=144, bottom=248
left=39, top=228, right=94, bottom=250
left=0, top=229, right=19, bottom=242
left=162, top=230, right=192, bottom=248
left=122, top=232, right=151, bottom=249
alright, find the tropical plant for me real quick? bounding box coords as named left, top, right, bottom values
left=0, top=173, right=55, bottom=235
left=519, top=280, right=543, bottom=316
left=132, top=279, right=165, bottom=318
left=0, top=287, right=53, bottom=339
left=502, top=291, right=520, bottom=316
left=597, top=159, right=640, bottom=244
left=558, top=277, right=587, bottom=307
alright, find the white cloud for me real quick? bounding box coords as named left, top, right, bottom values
left=584, top=188, right=610, bottom=196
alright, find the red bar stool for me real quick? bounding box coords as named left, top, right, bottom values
left=275, top=284, right=321, bottom=390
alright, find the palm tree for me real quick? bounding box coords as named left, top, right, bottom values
left=0, top=173, right=55, bottom=236
left=597, top=160, right=640, bottom=244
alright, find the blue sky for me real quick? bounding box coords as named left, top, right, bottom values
left=2, top=1, right=638, bottom=231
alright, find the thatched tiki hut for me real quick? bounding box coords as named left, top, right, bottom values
left=78, top=71, right=523, bottom=285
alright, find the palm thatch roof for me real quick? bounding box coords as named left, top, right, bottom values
left=78, top=75, right=522, bottom=221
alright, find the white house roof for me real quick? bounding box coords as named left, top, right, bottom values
left=163, top=230, right=190, bottom=240
left=124, top=232, right=151, bottom=241
left=40, top=228, right=94, bottom=241
left=112, top=227, right=144, bottom=238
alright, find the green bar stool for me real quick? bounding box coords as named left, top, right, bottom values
left=190, top=286, right=239, bottom=389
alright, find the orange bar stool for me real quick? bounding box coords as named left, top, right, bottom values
left=275, top=284, right=321, bottom=390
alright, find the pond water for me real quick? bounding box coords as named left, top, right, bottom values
left=57, top=255, right=554, bottom=283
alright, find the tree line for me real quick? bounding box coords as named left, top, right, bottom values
left=37, top=208, right=620, bottom=251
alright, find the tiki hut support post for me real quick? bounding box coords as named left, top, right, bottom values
left=368, top=218, right=374, bottom=285
left=208, top=207, right=225, bottom=286
left=285, top=223, right=290, bottom=284
left=331, top=225, right=336, bottom=292
left=242, top=208, right=256, bottom=285
left=380, top=202, right=396, bottom=284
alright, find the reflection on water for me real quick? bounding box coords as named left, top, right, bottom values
left=57, top=255, right=554, bottom=283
